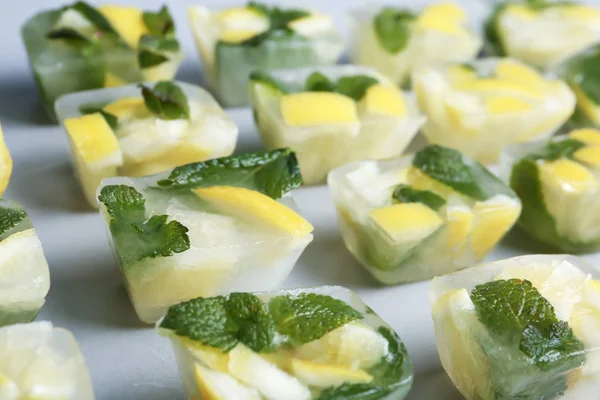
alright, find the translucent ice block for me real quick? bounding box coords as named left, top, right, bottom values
left=188, top=3, right=343, bottom=107
left=0, top=321, right=94, bottom=399
left=328, top=145, right=521, bottom=284
left=351, top=3, right=482, bottom=87
left=158, top=286, right=413, bottom=400
left=55, top=80, right=238, bottom=208
left=0, top=200, right=50, bottom=327
left=413, top=57, right=575, bottom=164
left=97, top=149, right=314, bottom=323
left=500, top=129, right=600, bottom=253
left=21, top=2, right=184, bottom=120
left=249, top=65, right=425, bottom=185
left=485, top=1, right=600, bottom=70
left=431, top=254, right=600, bottom=400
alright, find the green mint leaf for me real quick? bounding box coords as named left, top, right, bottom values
left=156, top=148, right=303, bottom=199
left=98, top=185, right=190, bottom=267
left=70, top=1, right=118, bottom=36
left=335, top=75, right=379, bottom=101
left=160, top=293, right=275, bottom=352
left=138, top=51, right=168, bottom=69
left=484, top=4, right=507, bottom=56
left=568, top=49, right=600, bottom=106
left=392, top=184, right=446, bottom=211
left=526, top=139, right=586, bottom=161
left=140, top=81, right=189, bottom=120
left=79, top=104, right=118, bottom=130
left=46, top=27, right=91, bottom=43
left=0, top=207, right=27, bottom=238
left=137, top=35, right=179, bottom=68
left=142, top=5, right=175, bottom=36
left=235, top=2, right=309, bottom=46
left=412, top=145, right=489, bottom=200
left=247, top=1, right=271, bottom=17
left=471, top=279, right=585, bottom=370
left=373, top=8, right=416, bottom=54
left=249, top=71, right=287, bottom=94
left=269, top=293, right=363, bottom=347
left=305, top=72, right=336, bottom=92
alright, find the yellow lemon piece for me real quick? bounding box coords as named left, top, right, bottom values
left=570, top=129, right=600, bottom=145
left=495, top=59, right=545, bottom=88
left=281, top=92, right=358, bottom=127
left=104, top=71, right=127, bottom=88
left=485, top=95, right=532, bottom=115
left=454, top=79, right=542, bottom=99
left=103, top=97, right=150, bottom=121
left=424, top=2, right=466, bottom=22
left=470, top=197, right=520, bottom=257
left=182, top=338, right=230, bottom=373
left=64, top=113, right=121, bottom=164
left=445, top=207, right=474, bottom=251
left=369, top=203, right=443, bottom=243
left=192, top=186, right=314, bottom=238
left=219, top=29, right=262, bottom=44
left=418, top=3, right=466, bottom=34
left=194, top=363, right=262, bottom=400
left=288, top=14, right=333, bottom=37
left=359, top=84, right=407, bottom=117
left=407, top=166, right=457, bottom=198
left=572, top=85, right=600, bottom=125
left=447, top=65, right=477, bottom=85
left=216, top=6, right=269, bottom=30
left=539, top=159, right=597, bottom=193
left=573, top=146, right=600, bottom=168
left=98, top=5, right=148, bottom=49
left=558, top=5, right=600, bottom=20
left=290, top=358, right=372, bottom=388
left=504, top=4, right=537, bottom=20
left=0, top=123, right=12, bottom=197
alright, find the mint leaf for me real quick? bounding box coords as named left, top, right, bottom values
left=98, top=185, right=190, bottom=267
left=71, top=1, right=117, bottom=35
left=392, top=184, right=446, bottom=211
left=237, top=2, right=309, bottom=46
left=140, top=81, right=189, bottom=120
left=142, top=6, right=175, bottom=36
left=568, top=49, right=600, bottom=106
left=160, top=293, right=275, bottom=352
left=156, top=148, right=303, bottom=199
left=373, top=8, right=416, bottom=54
left=484, top=4, right=507, bottom=56
left=79, top=104, right=118, bottom=130
left=304, top=73, right=379, bottom=101
left=526, top=139, right=586, bottom=161
left=249, top=71, right=287, bottom=94
left=0, top=206, right=26, bottom=238
left=269, top=293, right=363, bottom=347
left=46, top=28, right=91, bottom=43
left=138, top=35, right=179, bottom=68
left=305, top=72, right=335, bottom=92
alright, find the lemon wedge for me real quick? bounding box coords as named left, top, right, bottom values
left=98, top=6, right=148, bottom=49
left=192, top=186, right=313, bottom=238
left=369, top=203, right=443, bottom=243
left=470, top=195, right=521, bottom=257
left=194, top=363, right=261, bottom=400
left=570, top=129, right=600, bottom=145
left=103, top=97, right=150, bottom=121
left=573, top=146, right=600, bottom=168
left=445, top=206, right=474, bottom=252
left=359, top=84, right=407, bottom=117
left=406, top=166, right=457, bottom=198
left=539, top=159, right=597, bottom=193
left=290, top=358, right=372, bottom=388
left=0, top=123, right=12, bottom=197
left=281, top=92, right=359, bottom=127
left=417, top=3, right=466, bottom=35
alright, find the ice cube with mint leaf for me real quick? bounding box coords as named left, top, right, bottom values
left=431, top=254, right=600, bottom=399
left=97, top=149, right=314, bottom=323
left=158, top=286, right=413, bottom=400
left=21, top=2, right=183, bottom=120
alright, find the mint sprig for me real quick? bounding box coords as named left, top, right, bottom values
left=304, top=72, right=379, bottom=101
left=139, top=81, right=189, bottom=120
left=156, top=148, right=303, bottom=199
left=373, top=8, right=416, bottom=54
left=0, top=206, right=27, bottom=238
left=392, top=185, right=446, bottom=211
left=142, top=6, right=175, bottom=36
left=138, top=35, right=180, bottom=68
left=98, top=185, right=190, bottom=268
left=79, top=103, right=118, bottom=130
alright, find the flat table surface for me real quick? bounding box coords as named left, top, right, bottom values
left=1, top=0, right=600, bottom=399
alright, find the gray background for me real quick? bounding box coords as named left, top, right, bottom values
left=1, top=0, right=598, bottom=399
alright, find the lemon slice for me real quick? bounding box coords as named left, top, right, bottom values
left=369, top=203, right=443, bottom=243
left=445, top=206, right=474, bottom=252
left=453, top=79, right=542, bottom=99
left=290, top=358, right=372, bottom=388
left=182, top=338, right=230, bottom=373
left=417, top=3, right=466, bottom=35
left=192, top=186, right=314, bottom=238
left=0, top=123, right=12, bottom=197
left=98, top=6, right=148, bottom=49
left=470, top=195, right=521, bottom=257
left=281, top=92, right=359, bottom=127
left=103, top=97, right=150, bottom=121
left=573, top=146, right=600, bottom=168
left=359, top=84, right=407, bottom=117
left=494, top=60, right=545, bottom=89
left=406, top=166, right=457, bottom=198
left=485, top=95, right=532, bottom=115
left=288, top=14, right=333, bottom=37
left=539, top=159, right=597, bottom=193
left=104, top=71, right=127, bottom=88
left=194, top=363, right=261, bottom=400
left=570, top=129, right=600, bottom=145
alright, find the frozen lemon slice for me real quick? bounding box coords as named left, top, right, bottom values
left=447, top=65, right=477, bottom=85
left=495, top=60, right=545, bottom=88
left=182, top=338, right=230, bottom=373
left=192, top=186, right=314, bottom=237
left=485, top=95, right=532, bottom=115
left=290, top=358, right=372, bottom=388
left=104, top=71, right=127, bottom=88
left=370, top=203, right=443, bottom=243
left=194, top=363, right=261, bottom=400
left=418, top=3, right=466, bottom=34
left=406, top=166, right=457, bottom=198
left=445, top=206, right=474, bottom=251
left=359, top=84, right=407, bottom=117
left=216, top=6, right=270, bottom=31
left=0, top=124, right=12, bottom=197
left=281, top=92, right=358, bottom=127
left=98, top=6, right=148, bottom=49
left=219, top=29, right=262, bottom=44
left=454, top=79, right=542, bottom=99
left=572, top=85, right=600, bottom=125
left=539, top=159, right=597, bottom=193
left=289, top=14, right=333, bottom=37
left=424, top=2, right=466, bottom=22
left=228, top=345, right=310, bottom=400
left=65, top=114, right=121, bottom=164
left=470, top=196, right=520, bottom=257
left=103, top=97, right=150, bottom=121
left=573, top=146, right=600, bottom=168
left=570, top=129, right=600, bottom=145
left=0, top=374, right=18, bottom=400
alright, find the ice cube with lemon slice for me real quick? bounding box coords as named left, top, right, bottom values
left=413, top=57, right=575, bottom=164
left=431, top=254, right=600, bottom=400
left=97, top=148, right=313, bottom=323
left=500, top=128, right=600, bottom=253
left=21, top=2, right=184, bottom=120
left=0, top=200, right=50, bottom=327
left=157, top=285, right=413, bottom=400
left=350, top=3, right=482, bottom=87
left=188, top=2, right=343, bottom=107
left=328, top=145, right=521, bottom=284
left=249, top=65, right=424, bottom=185
left=485, top=0, right=600, bottom=70
left=55, top=80, right=238, bottom=209
left=0, top=321, right=95, bottom=399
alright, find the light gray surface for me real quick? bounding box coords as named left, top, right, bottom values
left=1, top=1, right=600, bottom=399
